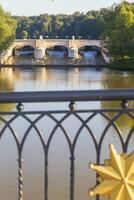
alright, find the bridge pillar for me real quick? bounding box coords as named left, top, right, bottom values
left=68, top=47, right=78, bottom=59
left=34, top=47, right=46, bottom=59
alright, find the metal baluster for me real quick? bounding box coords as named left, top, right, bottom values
left=121, top=100, right=129, bottom=153
left=16, top=102, right=24, bottom=200
left=69, top=101, right=76, bottom=200
left=70, top=153, right=75, bottom=200
left=96, top=148, right=100, bottom=200
left=18, top=154, right=23, bottom=200
left=44, top=152, right=48, bottom=200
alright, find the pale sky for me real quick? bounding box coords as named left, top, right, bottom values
left=0, top=0, right=134, bottom=16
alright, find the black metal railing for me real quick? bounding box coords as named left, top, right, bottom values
left=0, top=89, right=134, bottom=200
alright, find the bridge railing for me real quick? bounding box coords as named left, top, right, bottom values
left=0, top=89, right=134, bottom=200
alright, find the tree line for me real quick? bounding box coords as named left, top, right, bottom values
left=15, top=10, right=106, bottom=39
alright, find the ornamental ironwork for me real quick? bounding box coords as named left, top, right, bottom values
left=0, top=89, right=134, bottom=200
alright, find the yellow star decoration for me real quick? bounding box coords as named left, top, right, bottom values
left=89, top=144, right=134, bottom=200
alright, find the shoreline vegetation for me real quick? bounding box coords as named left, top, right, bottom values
left=107, top=59, right=134, bottom=71
left=102, top=1, right=134, bottom=71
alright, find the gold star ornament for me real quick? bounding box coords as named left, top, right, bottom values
left=89, top=144, right=134, bottom=200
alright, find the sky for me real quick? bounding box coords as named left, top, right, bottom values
left=0, top=0, right=134, bottom=16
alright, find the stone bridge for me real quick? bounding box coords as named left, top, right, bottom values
left=12, top=39, right=102, bottom=59
left=0, top=39, right=109, bottom=64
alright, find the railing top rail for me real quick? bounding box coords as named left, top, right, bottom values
left=0, top=89, right=134, bottom=103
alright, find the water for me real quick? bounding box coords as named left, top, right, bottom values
left=0, top=54, right=134, bottom=200
left=8, top=50, right=104, bottom=66
left=1, top=65, right=134, bottom=93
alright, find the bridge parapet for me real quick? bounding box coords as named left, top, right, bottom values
left=36, top=39, right=69, bottom=49
left=14, top=39, right=36, bottom=48
left=14, top=39, right=102, bottom=50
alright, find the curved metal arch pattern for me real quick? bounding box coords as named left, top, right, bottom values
left=0, top=104, right=134, bottom=200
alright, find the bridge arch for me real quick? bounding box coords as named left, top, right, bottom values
left=12, top=45, right=35, bottom=56
left=46, top=45, right=68, bottom=57
left=78, top=45, right=102, bottom=57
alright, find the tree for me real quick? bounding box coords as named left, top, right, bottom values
left=102, top=1, right=134, bottom=60
left=15, top=11, right=105, bottom=39
left=0, top=5, right=16, bottom=52
left=21, top=30, right=28, bottom=39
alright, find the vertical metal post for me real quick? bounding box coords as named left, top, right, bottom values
left=18, top=154, right=23, bottom=200
left=96, top=148, right=100, bottom=200
left=70, top=153, right=75, bottom=200
left=44, top=152, right=48, bottom=200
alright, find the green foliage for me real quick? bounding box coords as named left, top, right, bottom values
left=102, top=1, right=134, bottom=60
left=15, top=11, right=106, bottom=39
left=21, top=30, right=28, bottom=39
left=0, top=5, right=16, bottom=52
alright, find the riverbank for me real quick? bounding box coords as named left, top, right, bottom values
left=107, top=59, right=134, bottom=71
left=0, top=63, right=107, bottom=68
left=1, top=59, right=134, bottom=71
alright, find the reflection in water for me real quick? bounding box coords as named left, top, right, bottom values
left=0, top=68, right=15, bottom=92
left=0, top=68, right=15, bottom=111
left=0, top=62, right=134, bottom=200
left=1, top=64, right=134, bottom=92
left=102, top=71, right=134, bottom=89
left=101, top=101, right=134, bottom=136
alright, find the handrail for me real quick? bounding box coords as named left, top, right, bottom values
left=0, top=89, right=134, bottom=103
